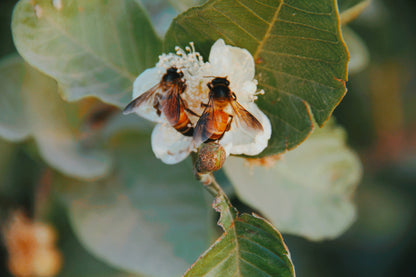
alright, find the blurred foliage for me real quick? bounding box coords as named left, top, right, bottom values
left=12, top=0, right=162, bottom=107
left=224, top=122, right=362, bottom=240
left=0, top=0, right=415, bottom=276
left=54, top=132, right=213, bottom=277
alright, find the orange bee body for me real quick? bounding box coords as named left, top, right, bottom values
left=199, top=105, right=230, bottom=142
left=194, top=77, right=263, bottom=145
left=123, top=67, right=194, bottom=136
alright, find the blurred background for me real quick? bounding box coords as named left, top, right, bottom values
left=1, top=0, right=415, bottom=276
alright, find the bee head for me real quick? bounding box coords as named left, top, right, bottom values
left=210, top=77, right=231, bottom=99
left=211, top=77, right=229, bottom=87
left=163, top=67, right=183, bottom=82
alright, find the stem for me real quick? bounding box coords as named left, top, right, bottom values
left=191, top=152, right=233, bottom=208
left=201, top=173, right=233, bottom=208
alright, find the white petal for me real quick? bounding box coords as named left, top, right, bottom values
left=130, top=67, right=165, bottom=123
left=236, top=80, right=258, bottom=104
left=220, top=103, right=271, bottom=156
left=132, top=67, right=162, bottom=99
left=151, top=124, right=193, bottom=164
left=208, top=39, right=255, bottom=84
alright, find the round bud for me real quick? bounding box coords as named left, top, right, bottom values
left=195, top=142, right=226, bottom=174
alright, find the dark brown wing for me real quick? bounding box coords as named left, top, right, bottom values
left=122, top=83, right=160, bottom=115
left=193, top=95, right=217, bottom=146
left=229, top=99, right=263, bottom=132
left=160, top=82, right=183, bottom=125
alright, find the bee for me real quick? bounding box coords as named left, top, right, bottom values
left=123, top=67, right=196, bottom=136
left=194, top=77, right=263, bottom=145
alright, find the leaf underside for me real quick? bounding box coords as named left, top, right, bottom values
left=12, top=0, right=161, bottom=107
left=0, top=55, right=110, bottom=179
left=224, top=122, right=362, bottom=240
left=63, top=133, right=212, bottom=277
left=165, top=0, right=349, bottom=156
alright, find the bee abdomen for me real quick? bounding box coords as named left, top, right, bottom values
left=174, top=118, right=194, bottom=136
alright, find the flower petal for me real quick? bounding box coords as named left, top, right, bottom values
left=131, top=67, right=165, bottom=123
left=151, top=124, right=193, bottom=164
left=208, top=39, right=255, bottom=85
left=220, top=103, right=272, bottom=156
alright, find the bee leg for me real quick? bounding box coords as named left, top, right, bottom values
left=186, top=108, right=201, bottom=117
left=225, top=115, right=233, bottom=132
left=200, top=102, right=209, bottom=108
left=153, top=94, right=161, bottom=116
left=180, top=97, right=201, bottom=117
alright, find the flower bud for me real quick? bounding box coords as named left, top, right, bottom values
left=195, top=142, right=226, bottom=174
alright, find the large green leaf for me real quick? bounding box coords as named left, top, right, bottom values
left=338, top=0, right=368, bottom=11
left=59, top=133, right=212, bottom=277
left=165, top=0, right=349, bottom=156
left=168, top=0, right=207, bottom=12
left=184, top=195, right=295, bottom=277
left=0, top=55, right=111, bottom=179
left=12, top=0, right=161, bottom=107
left=223, top=122, right=362, bottom=240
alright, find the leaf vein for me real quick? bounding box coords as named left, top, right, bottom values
left=252, top=0, right=279, bottom=9
left=253, top=0, right=284, bottom=59
left=211, top=6, right=261, bottom=44
left=195, top=13, right=238, bottom=46
left=268, top=33, right=338, bottom=44
left=42, top=8, right=135, bottom=81
left=275, top=18, right=335, bottom=35
left=282, top=2, right=332, bottom=16
left=237, top=237, right=285, bottom=264
left=239, top=256, right=273, bottom=277
left=234, top=0, right=271, bottom=26
left=257, top=70, right=336, bottom=91
left=259, top=49, right=339, bottom=64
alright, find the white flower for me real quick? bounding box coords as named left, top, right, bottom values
left=126, top=39, right=272, bottom=164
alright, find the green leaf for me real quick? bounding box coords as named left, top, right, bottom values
left=164, top=0, right=349, bottom=156
left=0, top=55, right=111, bottom=179
left=41, top=197, right=142, bottom=277
left=60, top=133, right=212, bottom=277
left=223, top=122, right=362, bottom=240
left=184, top=195, right=295, bottom=277
left=0, top=55, right=30, bottom=141
left=12, top=0, right=161, bottom=107
left=168, top=0, right=207, bottom=12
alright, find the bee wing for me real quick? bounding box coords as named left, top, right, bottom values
left=193, top=95, right=216, bottom=146
left=123, top=84, right=160, bottom=115
left=229, top=99, right=263, bottom=133
left=160, top=83, right=183, bottom=125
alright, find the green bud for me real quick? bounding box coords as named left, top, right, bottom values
left=195, top=142, right=226, bottom=174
